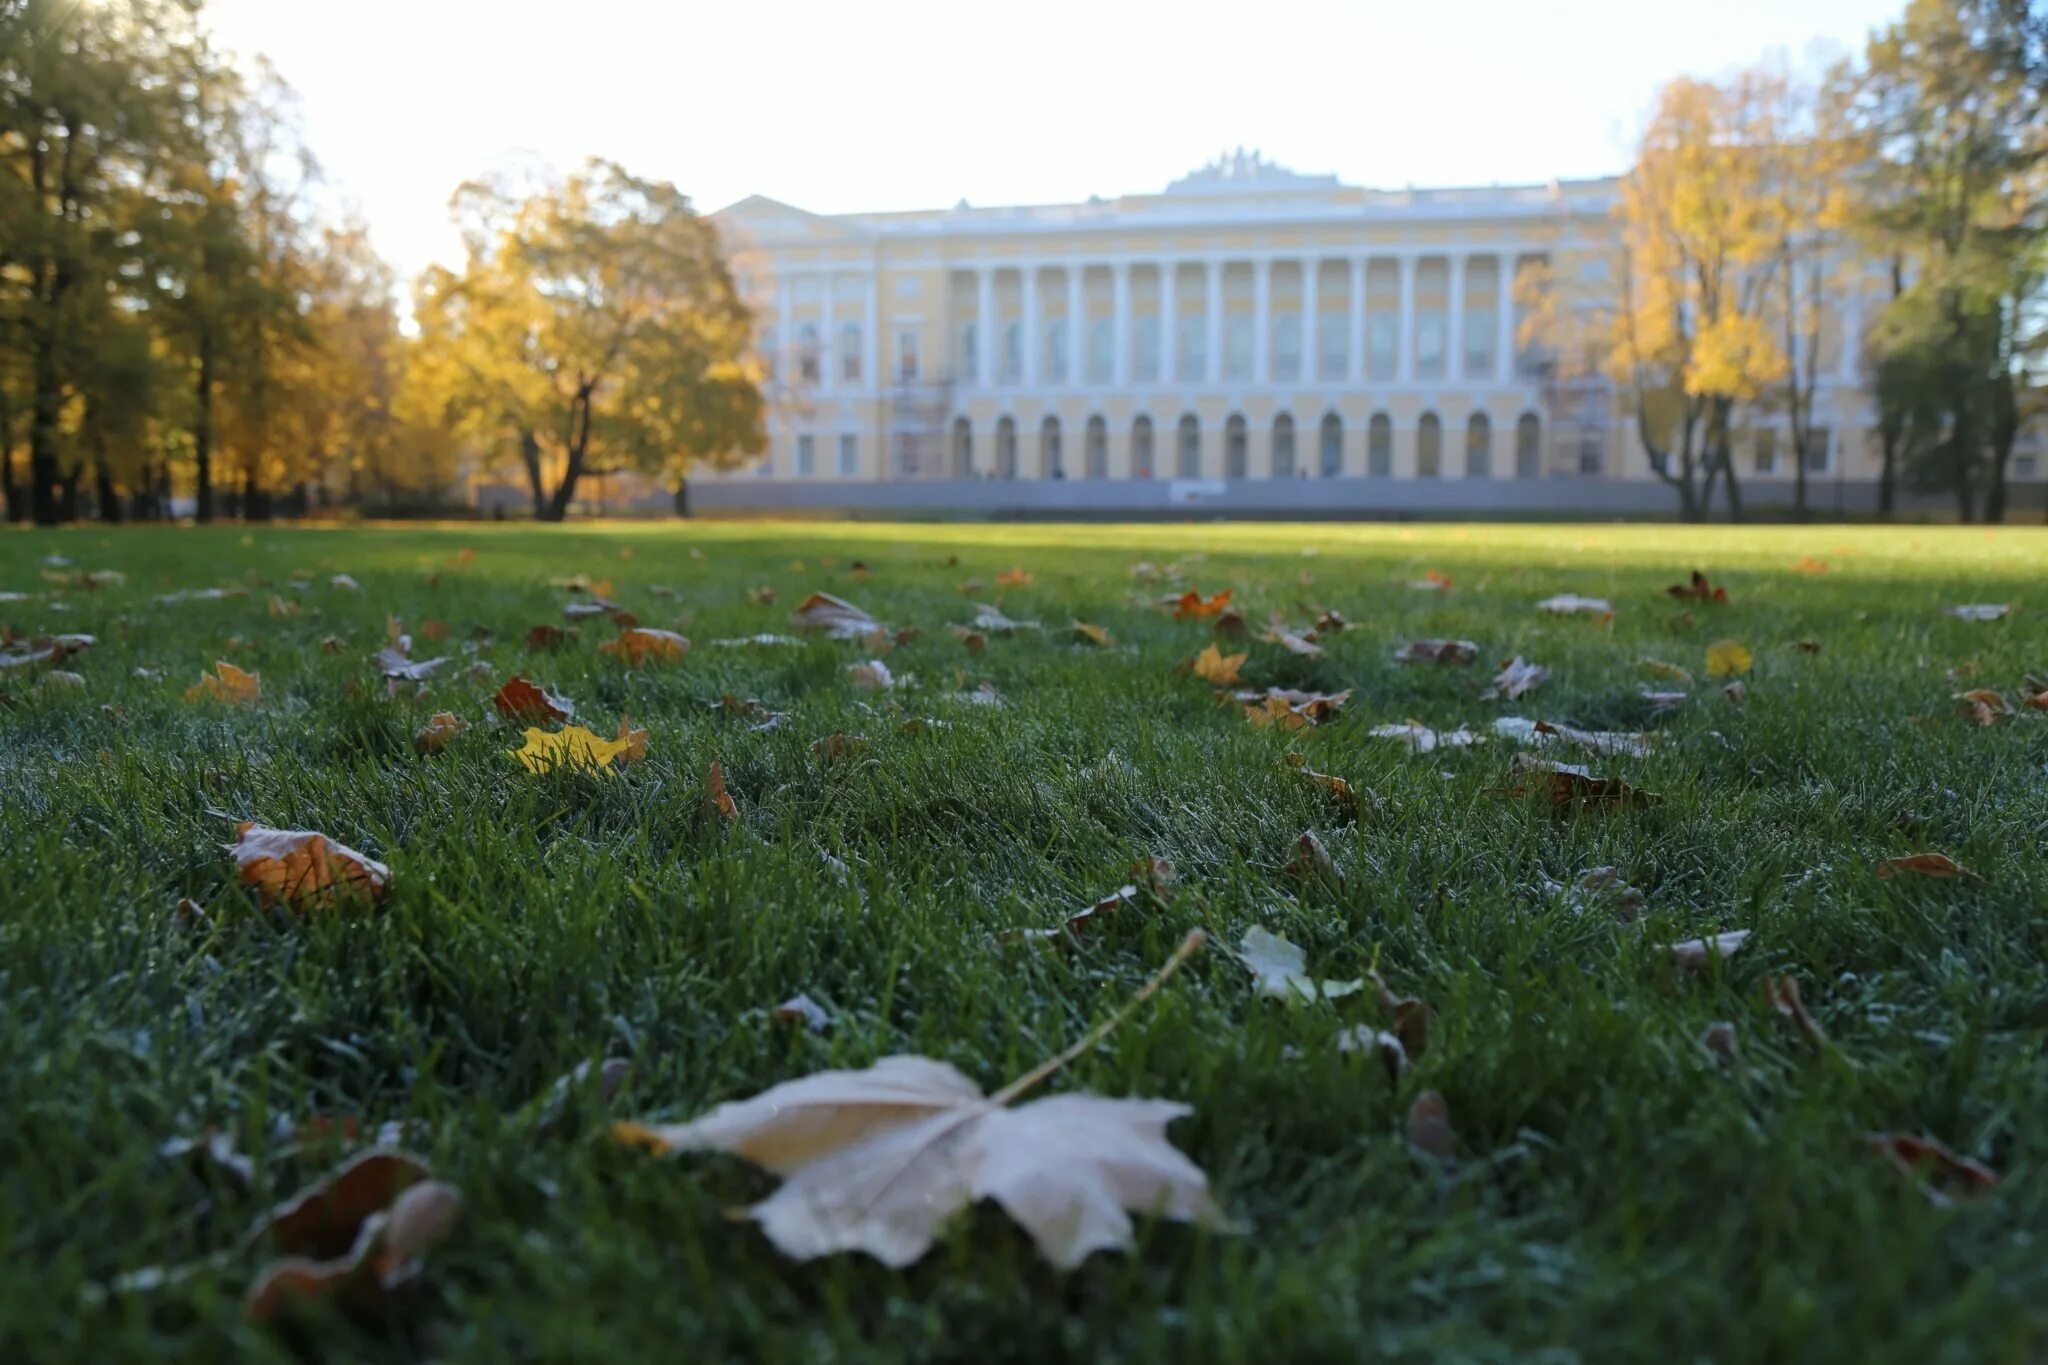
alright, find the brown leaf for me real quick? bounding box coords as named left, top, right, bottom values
left=707, top=761, right=738, bottom=822
left=792, top=591, right=883, bottom=639
left=1002, top=884, right=1141, bottom=946
left=1667, top=570, right=1729, bottom=603
left=414, top=712, right=466, bottom=754
left=231, top=823, right=390, bottom=909
left=950, top=625, right=987, bottom=655
left=1876, top=852, right=1974, bottom=880
left=1262, top=627, right=1323, bottom=657
left=773, top=994, right=832, bottom=1033
left=1513, top=754, right=1658, bottom=809
left=1286, top=830, right=1340, bottom=885
left=1397, top=638, right=1478, bottom=666
left=1700, top=1020, right=1741, bottom=1065
left=598, top=627, right=691, bottom=666
left=1868, top=1133, right=1998, bottom=1206
left=245, top=1157, right=460, bottom=1324
left=1166, top=589, right=1233, bottom=619
left=1767, top=975, right=1829, bottom=1046
left=1070, top=620, right=1113, bottom=647
left=615, top=716, right=649, bottom=764
left=493, top=675, right=574, bottom=723
left=1292, top=762, right=1362, bottom=816
left=1313, top=609, right=1347, bottom=633
left=995, top=566, right=1034, bottom=587
left=1405, top=1091, right=1456, bottom=1159
left=1237, top=687, right=1352, bottom=730
left=1191, top=643, right=1246, bottom=684
left=812, top=733, right=868, bottom=763
left=255, top=1149, right=431, bottom=1261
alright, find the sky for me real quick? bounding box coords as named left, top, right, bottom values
left=204, top=0, right=1905, bottom=285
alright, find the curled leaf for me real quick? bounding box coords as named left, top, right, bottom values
left=1876, top=852, right=1974, bottom=880
left=1236, top=926, right=1362, bottom=1003
left=793, top=592, right=882, bottom=639
left=414, top=712, right=466, bottom=754
left=493, top=675, right=574, bottom=723
left=231, top=822, right=390, bottom=908
left=599, top=628, right=691, bottom=666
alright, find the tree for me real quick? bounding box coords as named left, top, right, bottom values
left=416, top=159, right=765, bottom=521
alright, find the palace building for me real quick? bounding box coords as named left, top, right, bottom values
left=699, top=150, right=2030, bottom=517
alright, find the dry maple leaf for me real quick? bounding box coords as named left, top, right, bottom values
left=1291, top=763, right=1362, bottom=815
left=1537, top=593, right=1612, bottom=616
left=1070, top=620, right=1113, bottom=647
left=1002, top=884, right=1140, bottom=947
left=372, top=647, right=450, bottom=683
left=1954, top=688, right=2009, bottom=725
left=524, top=624, right=572, bottom=650
left=231, top=822, right=390, bottom=908
left=1531, top=720, right=1653, bottom=758
left=1262, top=627, right=1323, bottom=657
left=1485, top=656, right=1549, bottom=700
left=1666, top=929, right=1749, bottom=972
left=615, top=716, right=649, bottom=763
left=414, top=712, right=466, bottom=754
left=1236, top=926, right=1362, bottom=1002
left=1514, top=754, right=1658, bottom=809
left=995, top=567, right=1034, bottom=587
left=493, top=675, right=574, bottom=723
left=707, top=761, right=738, bottom=822
left=1192, top=643, right=1247, bottom=685
left=971, top=603, right=1039, bottom=634
left=847, top=659, right=894, bottom=690
left=1638, top=658, right=1694, bottom=684
left=1237, top=687, right=1351, bottom=729
left=1286, top=830, right=1341, bottom=885
left=1705, top=640, right=1753, bottom=677
left=812, top=732, right=868, bottom=763
left=1667, top=570, right=1729, bottom=603
left=1875, top=852, right=1974, bottom=880
left=1397, top=638, right=1478, bottom=666
left=1545, top=866, right=1647, bottom=921
left=599, top=627, right=691, bottom=666
left=1167, top=589, right=1233, bottom=619
left=186, top=660, right=260, bottom=706
left=513, top=725, right=632, bottom=775
left=1867, top=1133, right=1999, bottom=1207
left=244, top=1152, right=460, bottom=1323
left=1409, top=569, right=1453, bottom=592
left=793, top=592, right=883, bottom=639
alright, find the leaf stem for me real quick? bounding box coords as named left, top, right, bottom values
left=991, top=928, right=1206, bottom=1107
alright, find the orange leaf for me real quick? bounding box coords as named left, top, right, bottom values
left=231, top=823, right=390, bottom=909
left=598, top=627, right=691, bottom=666
left=493, top=675, right=574, bottom=723
left=1876, top=852, right=1974, bottom=880
left=1167, top=589, right=1233, bottom=619
left=414, top=712, right=466, bottom=754
left=185, top=661, right=260, bottom=706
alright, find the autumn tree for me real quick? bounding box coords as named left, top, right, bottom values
left=414, top=159, right=765, bottom=521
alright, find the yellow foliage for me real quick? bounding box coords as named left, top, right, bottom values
left=513, top=725, right=633, bottom=775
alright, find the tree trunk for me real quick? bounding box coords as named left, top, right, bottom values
left=193, top=340, right=216, bottom=522
left=244, top=469, right=272, bottom=522
left=520, top=429, right=547, bottom=520
left=30, top=320, right=65, bottom=525
left=95, top=459, right=121, bottom=523
left=541, top=392, right=594, bottom=523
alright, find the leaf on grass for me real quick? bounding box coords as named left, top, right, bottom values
left=372, top=647, right=450, bottom=683
left=1705, top=640, right=1753, bottom=677
left=493, top=675, right=574, bottom=723
left=773, top=994, right=831, bottom=1033
left=1537, top=593, right=1612, bottom=617
left=1531, top=720, right=1653, bottom=758
left=330, top=574, right=360, bottom=591
left=1484, top=656, right=1549, bottom=700
left=1767, top=975, right=1829, bottom=1046
left=1875, top=852, right=1974, bottom=880
left=1070, top=621, right=1112, bottom=647
left=847, top=659, right=894, bottom=690
left=1640, top=688, right=1689, bottom=712
left=513, top=725, right=632, bottom=775
left=1513, top=754, right=1658, bottom=809
left=1002, top=885, right=1141, bottom=947
left=1405, top=1091, right=1456, bottom=1159
left=1236, top=926, right=1362, bottom=1002
left=1238, top=687, right=1352, bottom=730
left=414, top=712, right=466, bottom=754
left=619, top=1054, right=1221, bottom=1268
left=525, top=624, right=573, bottom=650
left=1396, top=638, right=1478, bottom=666
left=267, top=594, right=300, bottom=618
left=1290, top=761, right=1362, bottom=815
left=1286, top=831, right=1341, bottom=885
left=707, top=761, right=738, bottom=822
left=793, top=592, right=883, bottom=639
left=1262, top=627, right=1323, bottom=657
left=1790, top=556, right=1829, bottom=574
left=971, top=604, right=1039, bottom=634
left=1166, top=589, right=1233, bottom=619
left=995, top=566, right=1034, bottom=587
left=1666, top=929, right=1749, bottom=972
left=711, top=633, right=802, bottom=649
left=1946, top=604, right=2011, bottom=622
left=1336, top=1026, right=1410, bottom=1080
left=812, top=733, right=868, bottom=764
left=599, top=628, right=691, bottom=666
left=563, top=598, right=624, bottom=620
left=1700, top=1021, right=1741, bottom=1065
left=1409, top=569, right=1453, bottom=592
left=231, top=822, right=390, bottom=908
left=1955, top=689, right=2009, bottom=725
left=1544, top=866, right=1647, bottom=921
left=615, top=716, right=650, bottom=764
left=186, top=661, right=260, bottom=706
left=1192, top=643, right=1247, bottom=685
left=1369, top=721, right=1478, bottom=754
left=1867, top=1133, right=1998, bottom=1207
left=1638, top=658, right=1694, bottom=684
left=1667, top=570, right=1728, bottom=603
left=245, top=1153, right=459, bottom=1323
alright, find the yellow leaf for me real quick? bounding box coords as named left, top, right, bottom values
left=598, top=627, right=691, bottom=666
left=615, top=715, right=649, bottom=763
left=513, top=724, right=632, bottom=775
left=1071, top=621, right=1112, bottom=647
left=230, top=821, right=389, bottom=908
left=186, top=661, right=261, bottom=705
left=1705, top=640, right=1752, bottom=677
left=1192, top=643, right=1247, bottom=685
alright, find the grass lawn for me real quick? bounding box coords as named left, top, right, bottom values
left=4, top=518, right=2047, bottom=1363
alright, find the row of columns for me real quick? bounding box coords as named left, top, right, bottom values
left=774, top=270, right=879, bottom=393
left=964, top=253, right=1526, bottom=390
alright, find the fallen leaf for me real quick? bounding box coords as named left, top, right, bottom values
left=615, top=716, right=650, bottom=763
left=185, top=661, right=260, bottom=706
left=330, top=574, right=360, bottom=591
left=773, top=994, right=831, bottom=1033
left=812, top=733, right=868, bottom=763
left=1537, top=593, right=1612, bottom=616
left=245, top=1154, right=459, bottom=1323
left=747, top=585, right=779, bottom=605
left=1192, top=643, right=1247, bottom=685
left=1946, top=604, right=2011, bottom=622
left=1485, top=656, right=1549, bottom=700
left=1638, top=658, right=1694, bottom=684
left=1336, top=1026, right=1410, bottom=1080
left=1286, top=830, right=1340, bottom=885
left=493, top=676, right=574, bottom=723
left=1369, top=721, right=1478, bottom=755
left=1003, top=885, right=1140, bottom=946
left=847, top=659, right=894, bottom=690
left=1767, top=975, right=1829, bottom=1046
left=995, top=567, right=1034, bottom=587
left=372, top=648, right=450, bottom=683
left=619, top=1053, right=1221, bottom=1268
left=1292, top=763, right=1363, bottom=815
left=1793, top=640, right=1822, bottom=655
left=599, top=628, right=691, bottom=666
left=1868, top=1133, right=1999, bottom=1207
left=231, top=822, right=390, bottom=908
left=971, top=603, right=1039, bottom=634
left=1790, top=556, right=1829, bottom=574
left=1515, top=754, right=1657, bottom=809
left=1700, top=1021, right=1741, bottom=1064
left=1236, top=925, right=1361, bottom=1002
left=1545, top=866, right=1647, bottom=921
left=513, top=724, right=632, bottom=775
left=1705, top=640, right=1753, bottom=677
left=1071, top=621, right=1112, bottom=647
left=1405, top=1091, right=1456, bottom=1159
left=1410, top=569, right=1453, bottom=592
left=1262, top=627, right=1323, bottom=657
left=1396, top=638, right=1478, bottom=666
left=707, top=760, right=738, bottom=821
left=1531, top=720, right=1653, bottom=758
left=1667, top=570, right=1728, bottom=603
left=1722, top=679, right=1748, bottom=704
left=1666, top=929, right=1749, bottom=971
left=1876, top=852, right=1974, bottom=880
left=1237, top=687, right=1351, bottom=729
left=414, top=712, right=466, bottom=754
left=1167, top=589, right=1233, bottom=619
left=267, top=595, right=299, bottom=618
left=793, top=592, right=883, bottom=639
left=1955, top=688, right=2009, bottom=725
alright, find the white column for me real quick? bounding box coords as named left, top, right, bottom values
left=1067, top=266, right=1085, bottom=386
left=1111, top=262, right=1132, bottom=388
left=820, top=273, right=837, bottom=392
left=862, top=270, right=878, bottom=389
left=1301, top=259, right=1319, bottom=386
left=1497, top=253, right=1515, bottom=383
left=1839, top=283, right=1862, bottom=382
left=1205, top=259, right=1224, bottom=384
left=1347, top=257, right=1367, bottom=385
left=777, top=273, right=795, bottom=384
left=975, top=267, right=995, bottom=389
left=1159, top=262, right=1178, bottom=385
left=1021, top=265, right=1040, bottom=388
left=1446, top=254, right=1466, bottom=382
left=1252, top=259, right=1271, bottom=384
left=1397, top=254, right=1417, bottom=384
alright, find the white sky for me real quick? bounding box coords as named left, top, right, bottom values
left=205, top=0, right=1901, bottom=285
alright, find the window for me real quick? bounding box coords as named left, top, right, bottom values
left=1177, top=414, right=1201, bottom=478
left=1320, top=413, right=1343, bottom=477
left=1417, top=413, right=1442, bottom=477
left=1367, top=314, right=1397, bottom=381
left=897, top=329, right=920, bottom=382
left=1754, top=429, right=1778, bottom=475
left=1368, top=413, right=1393, bottom=476
left=837, top=434, right=857, bottom=477
left=1464, top=306, right=1495, bottom=376
left=1040, top=416, right=1063, bottom=479
left=1088, top=318, right=1113, bottom=383
left=1577, top=435, right=1603, bottom=475
left=798, top=324, right=821, bottom=383
left=1132, top=416, right=1155, bottom=478
left=1178, top=317, right=1206, bottom=381
left=1272, top=313, right=1301, bottom=382
left=1319, top=311, right=1346, bottom=381
left=996, top=416, right=1017, bottom=480
left=1085, top=416, right=1108, bottom=479
left=1225, top=415, right=1248, bottom=478
left=1135, top=317, right=1161, bottom=383
left=951, top=417, right=974, bottom=478
left=1225, top=317, right=1253, bottom=381
left=1515, top=413, right=1541, bottom=477
left=893, top=432, right=917, bottom=478
left=959, top=322, right=977, bottom=380
left=796, top=434, right=816, bottom=477
left=1001, top=322, right=1022, bottom=384
left=1803, top=426, right=1832, bottom=474
left=1465, top=413, right=1492, bottom=478
left=1047, top=320, right=1068, bottom=384
left=1272, top=414, right=1296, bottom=478
left=1414, top=312, right=1446, bottom=380
left=2016, top=454, right=2038, bottom=480
left=839, top=323, right=862, bottom=383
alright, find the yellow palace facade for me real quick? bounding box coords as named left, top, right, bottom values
left=701, top=151, right=2009, bottom=516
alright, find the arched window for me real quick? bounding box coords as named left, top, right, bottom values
left=1516, top=413, right=1542, bottom=477
left=1465, top=412, right=1492, bottom=477
left=1417, top=412, right=1442, bottom=477
left=1368, top=412, right=1393, bottom=476
left=1040, top=415, right=1063, bottom=479
left=951, top=417, right=974, bottom=479
left=996, top=416, right=1018, bottom=480
left=1271, top=414, right=1296, bottom=479
left=1177, top=414, right=1201, bottom=478
left=1225, top=414, right=1248, bottom=479
left=1319, top=413, right=1343, bottom=478
left=1131, top=416, right=1155, bottom=478
left=1085, top=416, right=1108, bottom=479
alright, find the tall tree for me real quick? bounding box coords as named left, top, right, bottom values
left=415, top=159, right=765, bottom=521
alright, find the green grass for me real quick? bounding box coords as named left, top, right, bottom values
left=3, top=519, right=2046, bottom=1363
